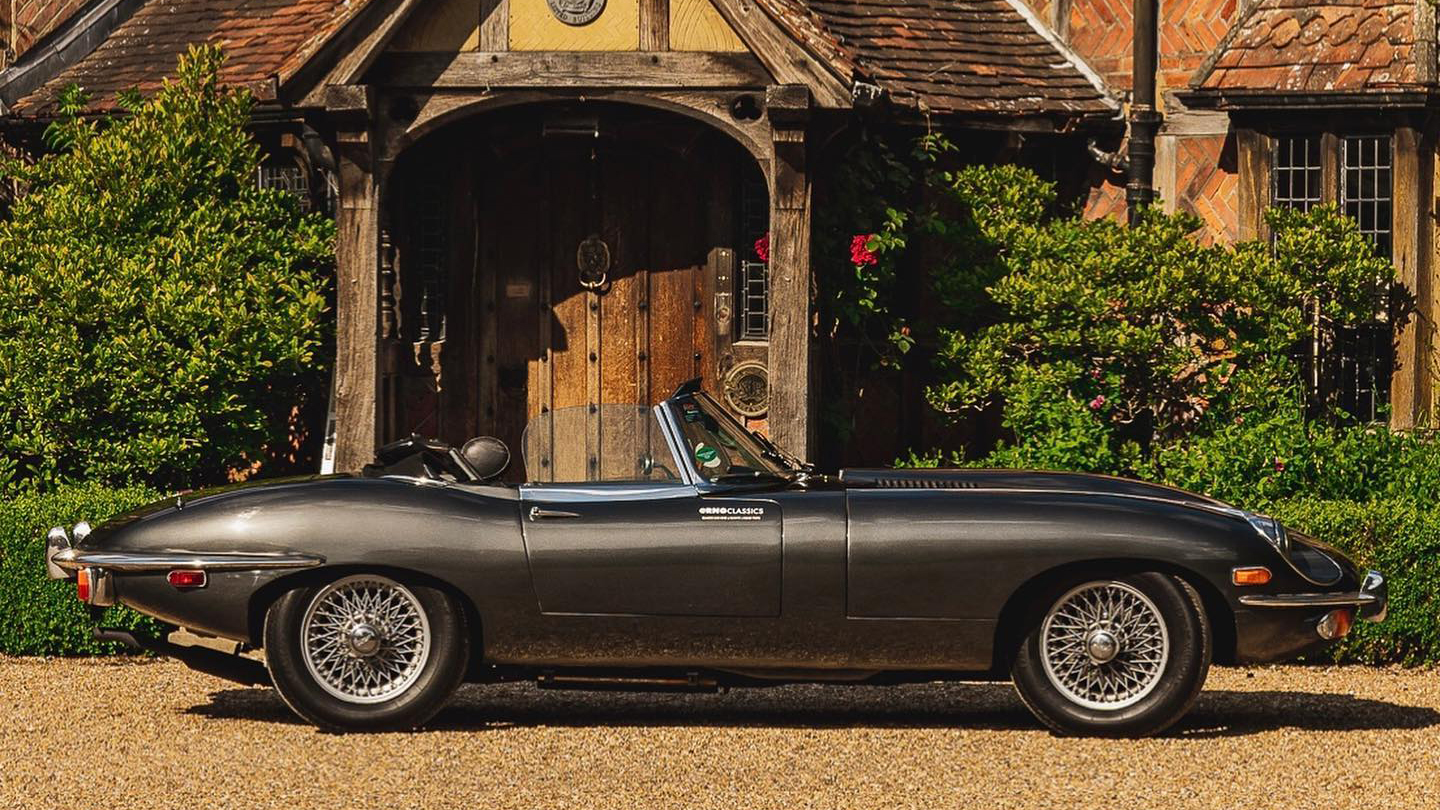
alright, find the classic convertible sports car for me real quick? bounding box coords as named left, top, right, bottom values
left=45, top=381, right=1387, bottom=736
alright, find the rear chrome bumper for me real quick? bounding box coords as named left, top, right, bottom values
left=49, top=548, right=325, bottom=573
left=1238, top=569, right=1388, bottom=623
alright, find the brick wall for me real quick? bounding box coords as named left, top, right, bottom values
left=0, top=0, right=91, bottom=66
left=1168, top=132, right=1238, bottom=243
left=1019, top=0, right=1244, bottom=241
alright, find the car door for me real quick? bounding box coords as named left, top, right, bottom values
left=519, top=482, right=782, bottom=617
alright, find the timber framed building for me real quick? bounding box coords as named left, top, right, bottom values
left=3, top=0, right=1436, bottom=471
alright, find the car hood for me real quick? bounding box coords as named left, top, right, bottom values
left=838, top=468, right=1229, bottom=510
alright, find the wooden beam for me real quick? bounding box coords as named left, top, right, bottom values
left=330, top=87, right=382, bottom=472
left=765, top=84, right=814, bottom=460
left=707, top=0, right=851, bottom=108
left=334, top=0, right=427, bottom=86
left=371, top=50, right=772, bottom=88
left=1235, top=127, right=1269, bottom=241
left=480, top=0, right=509, bottom=52
left=640, top=0, right=670, bottom=51
left=1390, top=124, right=1431, bottom=429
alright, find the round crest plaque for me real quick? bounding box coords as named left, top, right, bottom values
left=724, top=361, right=769, bottom=418
left=547, top=0, right=606, bottom=26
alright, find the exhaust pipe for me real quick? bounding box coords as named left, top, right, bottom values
left=94, top=628, right=270, bottom=687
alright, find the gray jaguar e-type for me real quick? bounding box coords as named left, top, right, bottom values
left=45, top=380, right=1387, bottom=736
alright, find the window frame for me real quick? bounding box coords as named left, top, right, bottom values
left=1265, top=126, right=1396, bottom=423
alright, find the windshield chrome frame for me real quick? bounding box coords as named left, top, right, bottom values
left=654, top=402, right=701, bottom=486
left=657, top=393, right=790, bottom=489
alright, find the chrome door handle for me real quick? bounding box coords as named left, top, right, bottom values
left=529, top=506, right=581, bottom=520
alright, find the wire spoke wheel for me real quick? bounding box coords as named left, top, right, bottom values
left=1039, top=580, right=1170, bottom=711
left=300, top=575, right=432, bottom=705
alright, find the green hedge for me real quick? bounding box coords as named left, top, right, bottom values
left=0, top=482, right=163, bottom=655
left=1269, top=498, right=1440, bottom=665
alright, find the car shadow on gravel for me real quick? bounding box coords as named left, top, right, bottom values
left=185, top=681, right=1440, bottom=737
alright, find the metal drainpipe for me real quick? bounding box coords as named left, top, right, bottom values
left=1127, top=0, right=1160, bottom=225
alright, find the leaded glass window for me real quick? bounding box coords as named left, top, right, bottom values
left=737, top=176, right=769, bottom=341
left=1272, top=135, right=1321, bottom=212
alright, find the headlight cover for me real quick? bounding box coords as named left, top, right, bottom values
left=1284, top=531, right=1345, bottom=586
left=1242, top=511, right=1344, bottom=586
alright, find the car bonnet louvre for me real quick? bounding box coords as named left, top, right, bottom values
left=869, top=478, right=980, bottom=489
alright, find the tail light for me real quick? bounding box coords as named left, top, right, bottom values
left=76, top=569, right=92, bottom=603
left=167, top=569, right=208, bottom=590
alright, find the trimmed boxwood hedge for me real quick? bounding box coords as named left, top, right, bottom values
left=0, top=482, right=163, bottom=655
left=1270, top=498, right=1440, bottom=665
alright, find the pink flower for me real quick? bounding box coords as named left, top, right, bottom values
left=754, top=233, right=770, bottom=263
left=1089, top=395, right=1106, bottom=411
left=1274, top=458, right=1286, bottom=473
left=1090, top=367, right=1104, bottom=381
left=850, top=234, right=878, bottom=266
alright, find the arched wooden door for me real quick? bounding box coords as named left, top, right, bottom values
left=476, top=117, right=737, bottom=481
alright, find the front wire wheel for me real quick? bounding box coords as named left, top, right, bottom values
left=1012, top=572, right=1210, bottom=738
left=1039, top=581, right=1170, bottom=711
left=265, top=573, right=469, bottom=731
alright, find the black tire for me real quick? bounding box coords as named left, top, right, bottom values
left=1011, top=572, right=1210, bottom=737
left=263, top=573, right=469, bottom=732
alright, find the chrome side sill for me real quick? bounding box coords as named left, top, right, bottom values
left=51, top=549, right=324, bottom=573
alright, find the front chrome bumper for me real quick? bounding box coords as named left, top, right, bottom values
left=1238, top=569, right=1388, bottom=623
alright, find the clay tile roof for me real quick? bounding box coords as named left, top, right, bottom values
left=1194, top=0, right=1431, bottom=93
left=11, top=0, right=368, bottom=115
left=801, top=0, right=1117, bottom=117
left=4, top=0, right=1115, bottom=121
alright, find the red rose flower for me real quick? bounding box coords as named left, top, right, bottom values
left=850, top=234, right=878, bottom=266
left=754, top=233, right=770, bottom=263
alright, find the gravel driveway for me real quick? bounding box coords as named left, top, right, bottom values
left=2, top=657, right=1437, bottom=809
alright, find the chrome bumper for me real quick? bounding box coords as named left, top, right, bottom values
left=49, top=548, right=326, bottom=573
left=1238, top=569, right=1388, bottom=623
left=44, top=523, right=324, bottom=608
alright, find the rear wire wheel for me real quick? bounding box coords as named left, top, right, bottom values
left=1011, top=572, right=1210, bottom=737
left=264, top=573, right=469, bottom=731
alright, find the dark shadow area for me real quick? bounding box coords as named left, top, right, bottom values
left=185, top=681, right=1440, bottom=737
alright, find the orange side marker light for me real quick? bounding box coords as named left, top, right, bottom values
left=1232, top=566, right=1272, bottom=586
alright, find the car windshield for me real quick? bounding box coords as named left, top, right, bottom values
left=670, top=393, right=790, bottom=482
left=521, top=405, right=681, bottom=483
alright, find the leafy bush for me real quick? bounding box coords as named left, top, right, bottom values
left=923, top=169, right=1394, bottom=472
left=1269, top=499, right=1440, bottom=664
left=0, top=45, right=332, bottom=495
left=0, top=483, right=164, bottom=655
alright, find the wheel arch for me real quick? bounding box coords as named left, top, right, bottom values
left=246, top=565, right=485, bottom=665
left=989, top=557, right=1236, bottom=674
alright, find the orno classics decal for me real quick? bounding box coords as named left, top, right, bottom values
left=548, top=0, right=606, bottom=25
left=699, top=506, right=765, bottom=521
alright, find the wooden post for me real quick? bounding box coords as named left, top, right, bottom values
left=1390, top=123, right=1432, bottom=429
left=328, top=85, right=383, bottom=471
left=1235, top=127, right=1270, bottom=241
left=765, top=85, right=814, bottom=460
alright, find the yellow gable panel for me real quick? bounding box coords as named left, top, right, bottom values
left=510, top=0, right=640, bottom=51
left=671, top=0, right=746, bottom=52
left=389, top=0, right=481, bottom=52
